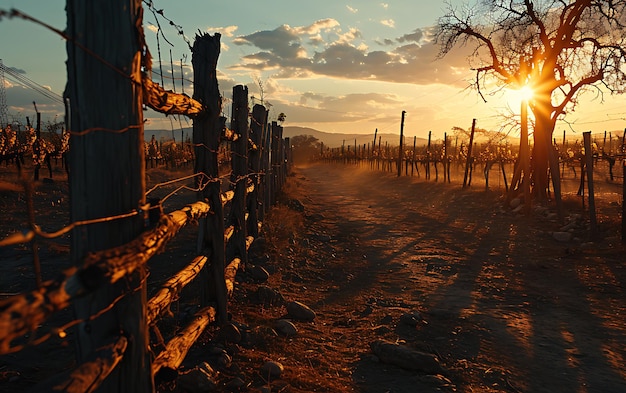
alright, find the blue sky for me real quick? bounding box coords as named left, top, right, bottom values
left=1, top=0, right=625, bottom=140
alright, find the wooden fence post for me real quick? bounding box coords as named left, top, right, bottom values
left=269, top=121, right=278, bottom=206
left=249, top=104, right=266, bottom=233
left=262, top=116, right=272, bottom=214
left=583, top=131, right=598, bottom=237
left=191, top=32, right=228, bottom=322
left=398, top=112, right=404, bottom=177
left=463, top=119, right=477, bottom=188
left=66, top=0, right=152, bottom=391
left=227, top=85, right=249, bottom=269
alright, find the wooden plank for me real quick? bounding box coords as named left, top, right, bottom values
left=152, top=306, right=216, bottom=374
left=224, top=236, right=254, bottom=297
left=142, top=77, right=203, bottom=116
left=146, top=256, right=208, bottom=324
left=29, top=336, right=127, bottom=393
left=224, top=258, right=241, bottom=297
left=0, top=202, right=210, bottom=353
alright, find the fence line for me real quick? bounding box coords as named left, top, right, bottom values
left=0, top=3, right=292, bottom=391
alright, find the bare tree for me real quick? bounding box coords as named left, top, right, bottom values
left=436, top=0, right=626, bottom=202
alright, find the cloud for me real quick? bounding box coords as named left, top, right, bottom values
left=380, top=3, right=389, bottom=10
left=280, top=92, right=401, bottom=124
left=206, top=25, right=238, bottom=37
left=230, top=23, right=473, bottom=87
left=291, top=19, right=340, bottom=36
left=346, top=5, right=358, bottom=14
left=397, top=29, right=424, bottom=43
left=380, top=19, right=395, bottom=28
left=5, top=84, right=64, bottom=123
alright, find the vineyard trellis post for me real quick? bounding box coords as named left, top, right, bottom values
left=397, top=113, right=403, bottom=177
left=66, top=0, right=152, bottom=391
left=227, top=85, right=250, bottom=270
left=191, top=32, right=228, bottom=321
left=463, top=119, right=476, bottom=188
left=583, top=131, right=598, bottom=237
left=249, top=104, right=266, bottom=234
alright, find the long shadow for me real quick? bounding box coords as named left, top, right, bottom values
left=298, top=163, right=626, bottom=392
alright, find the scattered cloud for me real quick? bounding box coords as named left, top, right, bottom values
left=397, top=29, right=424, bottom=43
left=380, top=19, right=395, bottom=28
left=346, top=5, right=358, bottom=14
left=229, top=22, right=471, bottom=87
left=380, top=3, right=389, bottom=10
left=206, top=25, right=238, bottom=37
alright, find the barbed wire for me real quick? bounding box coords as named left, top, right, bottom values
left=0, top=167, right=270, bottom=247
left=142, top=0, right=192, bottom=50
left=2, top=274, right=145, bottom=355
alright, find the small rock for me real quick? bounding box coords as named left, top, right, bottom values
left=261, top=361, right=284, bottom=379
left=512, top=204, right=524, bottom=214
left=249, top=237, right=267, bottom=254
left=400, top=311, right=423, bottom=326
left=178, top=362, right=218, bottom=392
left=216, top=352, right=233, bottom=369
left=370, top=340, right=445, bottom=375
left=225, top=376, right=247, bottom=391
left=552, top=231, right=572, bottom=242
left=286, top=301, right=316, bottom=321
left=509, top=197, right=522, bottom=208
left=275, top=319, right=298, bottom=336
left=559, top=221, right=577, bottom=232
left=249, top=265, right=270, bottom=283
left=256, top=285, right=284, bottom=305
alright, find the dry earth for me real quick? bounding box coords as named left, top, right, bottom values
left=217, top=162, right=625, bottom=393
left=0, top=162, right=625, bottom=393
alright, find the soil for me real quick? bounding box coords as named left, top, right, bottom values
left=0, top=161, right=625, bottom=393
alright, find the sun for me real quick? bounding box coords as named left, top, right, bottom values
left=505, top=84, right=535, bottom=109
left=518, top=85, right=535, bottom=102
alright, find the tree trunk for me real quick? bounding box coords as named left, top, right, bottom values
left=532, top=102, right=563, bottom=218
left=66, top=0, right=151, bottom=391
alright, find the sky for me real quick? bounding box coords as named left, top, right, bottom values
left=1, top=0, right=626, bottom=141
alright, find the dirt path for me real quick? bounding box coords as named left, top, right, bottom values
left=229, top=162, right=626, bottom=393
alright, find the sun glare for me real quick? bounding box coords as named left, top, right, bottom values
left=518, top=85, right=534, bottom=102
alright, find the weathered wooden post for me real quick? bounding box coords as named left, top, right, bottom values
left=269, top=121, right=279, bottom=206
left=249, top=104, right=266, bottom=233
left=622, top=157, right=625, bottom=244
left=66, top=0, right=151, bottom=390
left=397, top=111, right=405, bottom=177
left=192, top=32, right=228, bottom=322
left=276, top=123, right=285, bottom=190
left=463, top=119, right=477, bottom=188
left=583, top=131, right=598, bottom=237
left=227, top=85, right=249, bottom=270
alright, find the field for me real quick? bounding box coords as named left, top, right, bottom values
left=0, top=160, right=625, bottom=392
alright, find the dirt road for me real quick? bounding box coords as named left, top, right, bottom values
left=231, top=162, right=626, bottom=392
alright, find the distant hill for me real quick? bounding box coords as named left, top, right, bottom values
left=283, top=126, right=429, bottom=148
